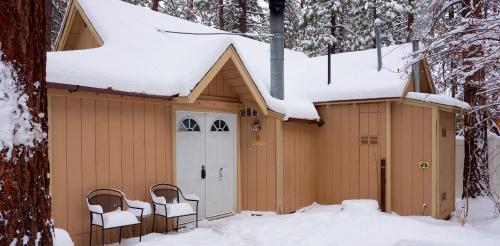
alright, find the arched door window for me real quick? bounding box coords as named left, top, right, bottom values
left=210, top=119, right=229, bottom=132
left=178, top=117, right=201, bottom=132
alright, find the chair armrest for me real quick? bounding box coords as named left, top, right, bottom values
left=179, top=191, right=200, bottom=202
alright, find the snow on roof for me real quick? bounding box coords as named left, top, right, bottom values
left=406, top=92, right=470, bottom=109
left=46, top=0, right=429, bottom=120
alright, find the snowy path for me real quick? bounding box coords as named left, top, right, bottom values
left=110, top=201, right=500, bottom=246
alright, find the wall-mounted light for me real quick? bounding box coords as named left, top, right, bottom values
left=251, top=119, right=266, bottom=146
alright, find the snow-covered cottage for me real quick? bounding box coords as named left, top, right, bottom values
left=47, top=0, right=468, bottom=244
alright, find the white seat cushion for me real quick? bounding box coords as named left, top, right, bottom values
left=92, top=210, right=139, bottom=229
left=126, top=199, right=152, bottom=217
left=155, top=202, right=195, bottom=218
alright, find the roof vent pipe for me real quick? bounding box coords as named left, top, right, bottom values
left=412, top=40, right=421, bottom=92
left=328, top=44, right=332, bottom=85
left=269, top=0, right=285, bottom=100
left=374, top=22, right=382, bottom=71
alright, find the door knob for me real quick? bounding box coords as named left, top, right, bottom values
left=201, top=165, right=206, bottom=179
left=219, top=168, right=224, bottom=181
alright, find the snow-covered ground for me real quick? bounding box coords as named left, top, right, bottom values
left=109, top=199, right=500, bottom=246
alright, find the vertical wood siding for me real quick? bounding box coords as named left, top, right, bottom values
left=438, top=110, right=455, bottom=218
left=391, top=102, right=432, bottom=216
left=282, top=121, right=315, bottom=213
left=313, top=103, right=386, bottom=207
left=239, top=116, right=277, bottom=211
left=49, top=91, right=173, bottom=245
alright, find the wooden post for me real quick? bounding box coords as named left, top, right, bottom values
left=380, top=159, right=386, bottom=212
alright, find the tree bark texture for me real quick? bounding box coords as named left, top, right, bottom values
left=0, top=0, right=52, bottom=244
left=238, top=0, right=247, bottom=33
left=151, top=0, right=159, bottom=11
left=218, top=0, right=225, bottom=29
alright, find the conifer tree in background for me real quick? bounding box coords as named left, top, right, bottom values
left=300, top=0, right=412, bottom=56
left=0, top=0, right=52, bottom=244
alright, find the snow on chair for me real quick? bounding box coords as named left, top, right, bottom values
left=123, top=193, right=152, bottom=235
left=150, top=184, right=199, bottom=233
left=86, top=188, right=143, bottom=246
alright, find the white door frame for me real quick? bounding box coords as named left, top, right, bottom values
left=174, top=110, right=238, bottom=219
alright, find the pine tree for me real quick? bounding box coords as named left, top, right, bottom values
left=0, top=0, right=52, bottom=244
left=300, top=0, right=413, bottom=56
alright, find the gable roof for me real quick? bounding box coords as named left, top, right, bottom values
left=47, top=0, right=464, bottom=120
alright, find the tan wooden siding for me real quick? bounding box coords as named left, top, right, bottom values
left=62, top=9, right=100, bottom=51
left=391, top=102, right=433, bottom=216
left=282, top=121, right=315, bottom=213
left=313, top=103, right=386, bottom=207
left=438, top=110, right=455, bottom=218
left=239, top=115, right=277, bottom=211
left=200, top=70, right=239, bottom=99
left=49, top=90, right=173, bottom=245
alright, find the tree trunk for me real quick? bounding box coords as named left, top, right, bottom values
left=218, top=0, right=225, bottom=29
left=462, top=1, right=490, bottom=199
left=238, top=0, right=247, bottom=33
left=0, top=1, right=52, bottom=244
left=152, top=0, right=159, bottom=11
left=407, top=0, right=414, bottom=42
left=330, top=11, right=336, bottom=54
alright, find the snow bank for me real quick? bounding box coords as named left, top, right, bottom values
left=53, top=228, right=74, bottom=246
left=341, top=199, right=379, bottom=214
left=124, top=201, right=500, bottom=246
left=406, top=92, right=470, bottom=109
left=0, top=49, right=46, bottom=160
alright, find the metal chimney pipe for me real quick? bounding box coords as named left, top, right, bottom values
left=412, top=40, right=421, bottom=92
left=328, top=44, right=331, bottom=85
left=374, top=23, right=382, bottom=71
left=269, top=0, right=285, bottom=100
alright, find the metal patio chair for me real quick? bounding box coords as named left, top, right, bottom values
left=86, top=188, right=144, bottom=245
left=150, top=184, right=199, bottom=233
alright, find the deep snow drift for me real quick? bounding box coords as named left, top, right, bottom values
left=109, top=199, right=500, bottom=246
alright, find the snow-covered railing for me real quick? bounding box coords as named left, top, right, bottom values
left=456, top=134, right=500, bottom=198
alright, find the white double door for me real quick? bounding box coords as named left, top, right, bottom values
left=176, top=111, right=237, bottom=219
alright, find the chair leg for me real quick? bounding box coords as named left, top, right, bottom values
left=152, top=215, right=156, bottom=233
left=176, top=218, right=179, bottom=233
left=101, top=227, right=105, bottom=246
left=196, top=213, right=198, bottom=228
left=119, top=227, right=122, bottom=244
left=139, top=222, right=143, bottom=242
left=89, top=225, right=92, bottom=246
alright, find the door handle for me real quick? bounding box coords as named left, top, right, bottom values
left=219, top=168, right=223, bottom=181
left=201, top=165, right=206, bottom=179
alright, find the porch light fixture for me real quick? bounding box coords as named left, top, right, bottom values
left=251, top=120, right=266, bottom=146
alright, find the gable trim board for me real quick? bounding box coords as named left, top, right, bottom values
left=173, top=45, right=270, bottom=117
left=55, top=0, right=103, bottom=51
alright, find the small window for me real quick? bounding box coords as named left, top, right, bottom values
left=178, top=117, right=200, bottom=132
left=210, top=119, right=229, bottom=132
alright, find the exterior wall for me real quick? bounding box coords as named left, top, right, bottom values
left=282, top=121, right=315, bottom=213
left=239, top=115, right=277, bottom=211
left=313, top=103, right=386, bottom=207
left=49, top=89, right=173, bottom=245
left=438, top=110, right=455, bottom=218
left=391, top=102, right=433, bottom=216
